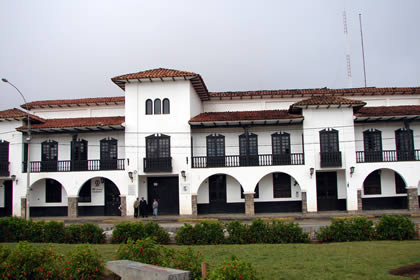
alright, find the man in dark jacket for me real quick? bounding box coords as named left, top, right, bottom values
left=139, top=197, right=148, bottom=218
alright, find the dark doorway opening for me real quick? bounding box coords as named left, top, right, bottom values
left=0, top=180, right=13, bottom=217
left=316, top=172, right=346, bottom=211
left=105, top=179, right=121, bottom=216
left=147, top=176, right=179, bottom=215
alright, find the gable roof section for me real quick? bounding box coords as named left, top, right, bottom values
left=291, top=95, right=366, bottom=108
left=0, top=108, right=45, bottom=123
left=209, top=87, right=420, bottom=99
left=111, top=68, right=210, bottom=100
left=189, top=110, right=303, bottom=127
left=17, top=116, right=125, bottom=133
left=22, top=96, right=125, bottom=110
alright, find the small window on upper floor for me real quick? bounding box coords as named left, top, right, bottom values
left=163, top=98, right=170, bottom=114
left=146, top=99, right=153, bottom=115
left=154, top=99, right=161, bottom=114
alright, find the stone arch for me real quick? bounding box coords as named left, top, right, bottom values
left=360, top=168, right=408, bottom=210
left=196, top=172, right=244, bottom=215
left=253, top=171, right=302, bottom=213
left=29, top=177, right=68, bottom=217
left=77, top=176, right=121, bottom=216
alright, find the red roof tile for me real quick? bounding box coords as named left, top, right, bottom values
left=356, top=105, right=420, bottom=117
left=0, top=108, right=45, bottom=123
left=189, top=110, right=302, bottom=123
left=209, top=87, right=420, bottom=98
left=111, top=68, right=209, bottom=100
left=17, top=116, right=124, bottom=130
left=291, top=95, right=366, bottom=107
left=22, top=96, right=125, bottom=109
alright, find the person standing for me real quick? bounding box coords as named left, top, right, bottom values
left=133, top=197, right=140, bottom=218
left=152, top=199, right=158, bottom=217
left=139, top=197, right=148, bottom=218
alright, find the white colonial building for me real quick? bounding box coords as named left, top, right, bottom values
left=0, top=68, right=419, bottom=217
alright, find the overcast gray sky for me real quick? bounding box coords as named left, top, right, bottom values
left=1, top=0, right=419, bottom=110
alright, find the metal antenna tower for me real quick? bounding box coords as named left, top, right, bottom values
left=343, top=10, right=353, bottom=88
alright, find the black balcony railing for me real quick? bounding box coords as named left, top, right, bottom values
left=356, top=150, right=420, bottom=163
left=143, top=157, right=172, bottom=172
left=25, top=159, right=125, bottom=173
left=192, top=153, right=304, bottom=168
left=0, top=162, right=9, bottom=177
left=320, top=152, right=342, bottom=167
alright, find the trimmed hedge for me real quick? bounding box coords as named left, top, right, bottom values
left=0, top=217, right=105, bottom=244
left=176, top=219, right=309, bottom=245
left=112, top=221, right=169, bottom=244
left=316, top=215, right=416, bottom=242
left=208, top=256, right=260, bottom=280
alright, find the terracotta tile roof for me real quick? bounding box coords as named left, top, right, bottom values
left=22, top=96, right=125, bottom=109
left=17, top=116, right=125, bottom=130
left=356, top=105, right=420, bottom=117
left=111, top=68, right=209, bottom=100
left=189, top=110, right=302, bottom=123
left=291, top=95, right=366, bottom=107
left=209, top=87, right=420, bottom=98
left=0, top=108, right=45, bottom=123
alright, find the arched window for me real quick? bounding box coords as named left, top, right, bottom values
left=154, top=99, right=161, bottom=114
left=163, top=98, right=170, bottom=114
left=145, top=99, right=153, bottom=115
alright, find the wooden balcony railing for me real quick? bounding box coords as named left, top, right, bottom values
left=143, top=157, right=172, bottom=172
left=356, top=150, right=420, bottom=163
left=24, top=159, right=125, bottom=173
left=192, top=153, right=304, bottom=168
left=320, top=152, right=342, bottom=167
left=0, top=162, right=9, bottom=177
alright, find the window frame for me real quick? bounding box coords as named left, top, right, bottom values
left=206, top=134, right=225, bottom=158
left=154, top=98, right=161, bottom=114
left=100, top=138, right=118, bottom=160
left=163, top=98, right=170, bottom=114
left=319, top=129, right=339, bottom=153
left=41, top=140, right=58, bottom=162
left=145, top=99, right=153, bottom=115
left=45, top=179, right=62, bottom=203
left=273, top=172, right=291, bottom=198
left=363, top=170, right=381, bottom=195
left=146, top=134, right=171, bottom=158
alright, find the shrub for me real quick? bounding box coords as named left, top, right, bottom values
left=44, top=220, right=66, bottom=243
left=112, top=221, right=169, bottom=244
left=316, top=217, right=375, bottom=242
left=375, top=215, right=416, bottom=240
left=0, top=217, right=30, bottom=242
left=116, top=238, right=203, bottom=279
left=29, top=221, right=46, bottom=243
left=176, top=221, right=224, bottom=245
left=80, top=223, right=105, bottom=244
left=207, top=256, right=260, bottom=280
left=0, top=241, right=60, bottom=280
left=269, top=221, right=309, bottom=243
left=226, top=220, right=248, bottom=244
left=60, top=244, right=104, bottom=280
left=65, top=224, right=83, bottom=244
left=144, top=221, right=170, bottom=244
left=248, top=219, right=268, bottom=243
left=112, top=222, right=132, bottom=243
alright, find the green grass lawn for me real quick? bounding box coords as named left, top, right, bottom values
left=3, top=241, right=420, bottom=279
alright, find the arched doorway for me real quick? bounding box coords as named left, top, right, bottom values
left=197, top=174, right=244, bottom=214
left=78, top=177, right=121, bottom=216
left=254, top=172, right=302, bottom=213
left=362, top=169, right=407, bottom=210
left=29, top=178, right=68, bottom=217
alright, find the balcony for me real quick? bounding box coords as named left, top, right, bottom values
left=192, top=153, right=304, bottom=168
left=356, top=150, right=420, bottom=163
left=25, top=159, right=125, bottom=173
left=320, top=152, right=342, bottom=167
left=0, top=162, right=9, bottom=177
left=143, top=157, right=172, bottom=172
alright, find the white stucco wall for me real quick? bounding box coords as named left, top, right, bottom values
left=29, top=179, right=68, bottom=207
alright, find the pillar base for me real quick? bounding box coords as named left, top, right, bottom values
left=68, top=196, right=78, bottom=217
left=357, top=189, right=363, bottom=212
left=244, top=193, right=255, bottom=216
left=21, top=197, right=27, bottom=218
left=191, top=194, right=198, bottom=216
left=120, top=195, right=127, bottom=217
left=301, top=191, right=307, bottom=213
left=407, top=188, right=419, bottom=212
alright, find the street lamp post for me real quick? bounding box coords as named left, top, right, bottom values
left=1, top=78, right=31, bottom=220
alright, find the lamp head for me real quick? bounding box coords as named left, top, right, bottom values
left=1, top=78, right=8, bottom=83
